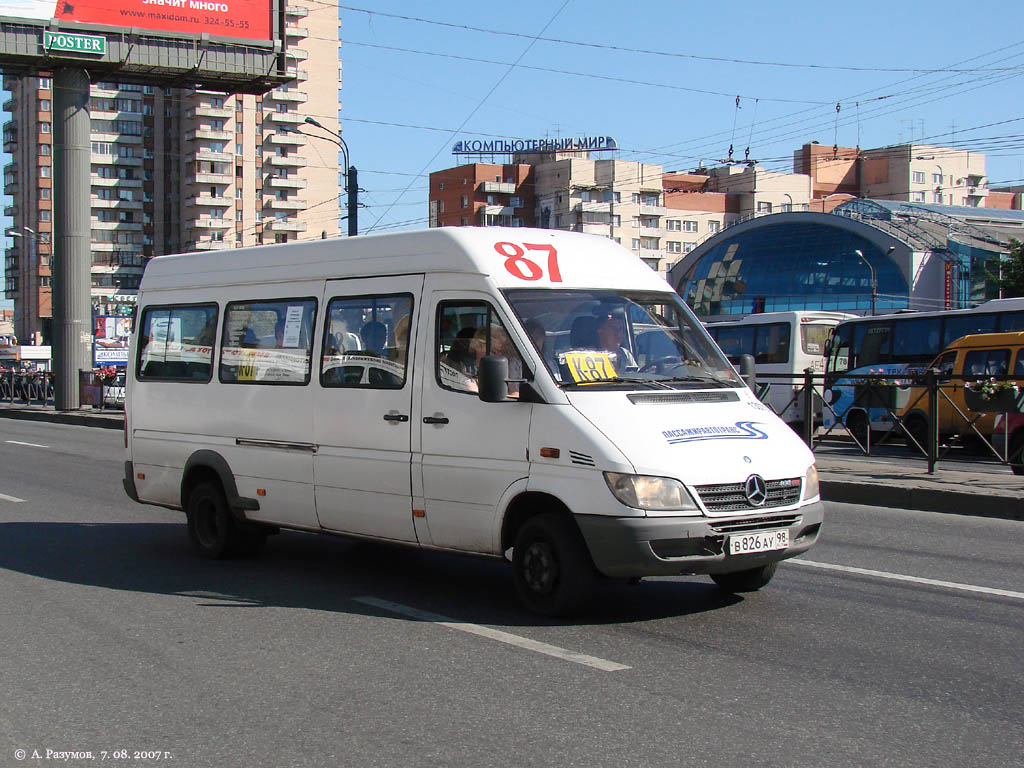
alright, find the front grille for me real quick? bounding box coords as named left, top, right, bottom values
left=708, top=514, right=801, bottom=534
left=695, top=477, right=802, bottom=514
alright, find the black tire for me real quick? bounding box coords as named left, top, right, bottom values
left=845, top=410, right=868, bottom=445
left=711, top=562, right=778, bottom=593
left=1009, top=435, right=1024, bottom=476
left=902, top=414, right=929, bottom=453
left=186, top=481, right=245, bottom=559
left=512, top=513, right=596, bottom=617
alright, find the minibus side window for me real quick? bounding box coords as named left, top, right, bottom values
left=754, top=322, right=790, bottom=364
left=436, top=301, right=524, bottom=398
left=136, top=304, right=218, bottom=381
left=1015, top=349, right=1024, bottom=377
left=219, top=298, right=317, bottom=385
left=320, top=294, right=413, bottom=389
left=963, top=348, right=1010, bottom=377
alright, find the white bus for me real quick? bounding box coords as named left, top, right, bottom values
left=122, top=228, right=823, bottom=616
left=705, top=311, right=856, bottom=428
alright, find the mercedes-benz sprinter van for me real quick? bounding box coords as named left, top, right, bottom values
left=123, top=228, right=823, bottom=615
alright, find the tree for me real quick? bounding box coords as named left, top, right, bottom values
left=986, top=239, right=1024, bottom=298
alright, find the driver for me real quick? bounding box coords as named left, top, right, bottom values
left=595, top=311, right=637, bottom=370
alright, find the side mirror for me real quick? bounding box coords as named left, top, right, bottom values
left=478, top=355, right=509, bottom=402
left=738, top=353, right=757, bottom=392
left=823, top=337, right=833, bottom=356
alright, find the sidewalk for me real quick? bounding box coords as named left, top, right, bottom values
left=1, top=402, right=1020, bottom=521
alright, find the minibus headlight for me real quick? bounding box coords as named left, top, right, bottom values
left=604, top=472, right=698, bottom=511
left=803, top=465, right=820, bottom=500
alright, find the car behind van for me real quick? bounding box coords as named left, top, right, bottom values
left=123, top=228, right=823, bottom=615
left=897, top=331, right=1024, bottom=450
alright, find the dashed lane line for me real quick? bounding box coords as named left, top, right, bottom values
left=5, top=440, right=49, bottom=448
left=354, top=596, right=631, bottom=672
left=0, top=493, right=25, bottom=503
left=788, top=559, right=1024, bottom=600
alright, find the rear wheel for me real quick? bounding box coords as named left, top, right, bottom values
left=711, top=562, right=778, bottom=593
left=845, top=410, right=868, bottom=445
left=512, top=513, right=596, bottom=617
left=186, top=481, right=255, bottom=559
left=902, top=414, right=929, bottom=453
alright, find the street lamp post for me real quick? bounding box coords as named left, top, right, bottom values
left=853, top=248, right=877, bottom=316
left=303, top=117, right=358, bottom=237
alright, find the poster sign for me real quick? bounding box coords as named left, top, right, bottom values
left=7, top=0, right=273, bottom=44
left=94, top=315, right=133, bottom=365
left=944, top=262, right=953, bottom=310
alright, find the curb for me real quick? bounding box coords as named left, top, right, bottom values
left=821, top=480, right=1023, bottom=522
left=0, top=407, right=123, bottom=430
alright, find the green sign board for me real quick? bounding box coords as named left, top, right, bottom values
left=43, top=31, right=106, bottom=57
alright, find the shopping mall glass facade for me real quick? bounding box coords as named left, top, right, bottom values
left=675, top=221, right=908, bottom=317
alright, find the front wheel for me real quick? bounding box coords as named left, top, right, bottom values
left=512, top=513, right=596, bottom=617
left=711, top=562, right=778, bottom=593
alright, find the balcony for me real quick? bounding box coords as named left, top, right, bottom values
left=265, top=218, right=308, bottom=232
left=3, top=99, right=14, bottom=112
left=269, top=131, right=307, bottom=146
left=193, top=172, right=234, bottom=184
left=968, top=186, right=989, bottom=197
left=4, top=205, right=17, bottom=217
left=4, top=182, right=19, bottom=195
left=266, top=111, right=304, bottom=125
left=188, top=150, right=234, bottom=163
left=189, top=195, right=233, bottom=207
left=266, top=176, right=307, bottom=189
left=482, top=204, right=513, bottom=217
left=3, top=134, right=16, bottom=153
left=639, top=226, right=662, bottom=237
left=90, top=153, right=143, bottom=166
left=581, top=223, right=612, bottom=236
left=92, top=177, right=143, bottom=188
left=268, top=154, right=306, bottom=167
left=266, top=197, right=307, bottom=210
left=187, top=129, right=234, bottom=142
left=91, top=199, right=143, bottom=209
left=482, top=181, right=516, bottom=194
left=92, top=221, right=142, bottom=231
left=640, top=203, right=668, bottom=216
left=284, top=48, right=308, bottom=61
left=577, top=201, right=611, bottom=214
left=193, top=240, right=232, bottom=251
left=266, top=89, right=307, bottom=103
left=191, top=217, right=233, bottom=230
left=91, top=131, right=142, bottom=144
left=284, top=25, right=308, bottom=38
left=285, top=67, right=308, bottom=81
left=285, top=5, right=309, bottom=17
left=188, top=106, right=234, bottom=120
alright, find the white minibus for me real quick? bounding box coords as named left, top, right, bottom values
left=705, top=311, right=856, bottom=428
left=123, top=228, right=823, bottom=615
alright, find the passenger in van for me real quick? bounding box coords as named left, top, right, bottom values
left=473, top=324, right=523, bottom=397
left=389, top=314, right=411, bottom=366
left=442, top=326, right=478, bottom=376
left=596, top=311, right=637, bottom=370
left=360, top=321, right=387, bottom=354
left=525, top=318, right=547, bottom=353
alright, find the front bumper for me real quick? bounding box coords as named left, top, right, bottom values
left=576, top=501, right=825, bottom=579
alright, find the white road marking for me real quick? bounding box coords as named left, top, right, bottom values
left=0, top=493, right=25, bottom=503
left=5, top=440, right=48, bottom=448
left=788, top=559, right=1024, bottom=600
left=354, top=596, right=631, bottom=672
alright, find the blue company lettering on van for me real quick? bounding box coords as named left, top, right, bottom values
left=662, top=421, right=769, bottom=445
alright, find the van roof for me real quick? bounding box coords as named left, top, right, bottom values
left=947, top=330, right=1024, bottom=349
left=140, top=227, right=670, bottom=294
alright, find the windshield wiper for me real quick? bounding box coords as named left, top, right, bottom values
left=567, top=376, right=674, bottom=390
left=659, top=375, right=736, bottom=388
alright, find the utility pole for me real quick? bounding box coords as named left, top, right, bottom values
left=304, top=117, right=357, bottom=236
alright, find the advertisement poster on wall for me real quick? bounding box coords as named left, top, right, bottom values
left=4, top=0, right=273, bottom=43
left=94, top=315, right=133, bottom=365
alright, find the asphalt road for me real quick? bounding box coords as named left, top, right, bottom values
left=0, top=420, right=1021, bottom=768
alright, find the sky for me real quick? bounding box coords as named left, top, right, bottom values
left=3, top=0, right=1024, bottom=310
left=338, top=0, right=1024, bottom=233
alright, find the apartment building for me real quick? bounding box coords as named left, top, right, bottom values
left=2, top=2, right=341, bottom=346
left=429, top=163, right=535, bottom=228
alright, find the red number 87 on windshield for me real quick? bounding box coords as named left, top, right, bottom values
left=495, top=241, right=563, bottom=282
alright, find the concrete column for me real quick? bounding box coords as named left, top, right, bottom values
left=52, top=68, right=92, bottom=410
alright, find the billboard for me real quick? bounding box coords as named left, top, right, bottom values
left=5, top=0, right=273, bottom=44
left=93, top=314, right=133, bottom=365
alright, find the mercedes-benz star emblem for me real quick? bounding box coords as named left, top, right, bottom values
left=744, top=474, right=768, bottom=507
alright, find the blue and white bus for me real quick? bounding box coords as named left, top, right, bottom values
left=823, top=298, right=1024, bottom=438
left=706, top=311, right=855, bottom=428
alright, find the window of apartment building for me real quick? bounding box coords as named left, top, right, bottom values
left=275, top=234, right=288, bottom=244
left=438, top=182, right=445, bottom=190
left=780, top=203, right=792, bottom=213
left=38, top=210, right=51, bottom=222
left=933, top=192, right=943, bottom=204
left=461, top=195, right=468, bottom=208
left=39, top=77, right=51, bottom=89
left=97, top=166, right=116, bottom=179
left=757, top=201, right=772, bottom=213
left=631, top=239, right=641, bottom=251
left=276, top=103, right=289, bottom=113
left=486, top=194, right=496, bottom=205
left=461, top=217, right=468, bottom=226
left=236, top=187, right=243, bottom=199
left=683, top=243, right=696, bottom=253
left=39, top=166, right=51, bottom=178
left=236, top=100, right=243, bottom=112
left=236, top=210, right=244, bottom=222
left=667, top=219, right=681, bottom=231
left=119, top=145, right=135, bottom=158
left=640, top=237, right=659, bottom=250
left=438, top=200, right=444, bottom=213
left=40, top=122, right=51, bottom=133
left=932, top=173, right=943, bottom=185
left=118, top=189, right=134, bottom=201
left=118, top=211, right=135, bottom=222
left=556, top=194, right=562, bottom=204
left=683, top=220, right=698, bottom=232
left=39, top=99, right=51, bottom=111
left=555, top=214, right=562, bottom=227
left=912, top=171, right=925, bottom=184
left=39, top=144, right=51, bottom=156
left=39, top=188, right=50, bottom=200
left=666, top=241, right=682, bottom=254
left=911, top=191, right=926, bottom=202
left=631, top=216, right=640, bottom=228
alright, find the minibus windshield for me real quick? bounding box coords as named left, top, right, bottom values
left=503, top=288, right=741, bottom=390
